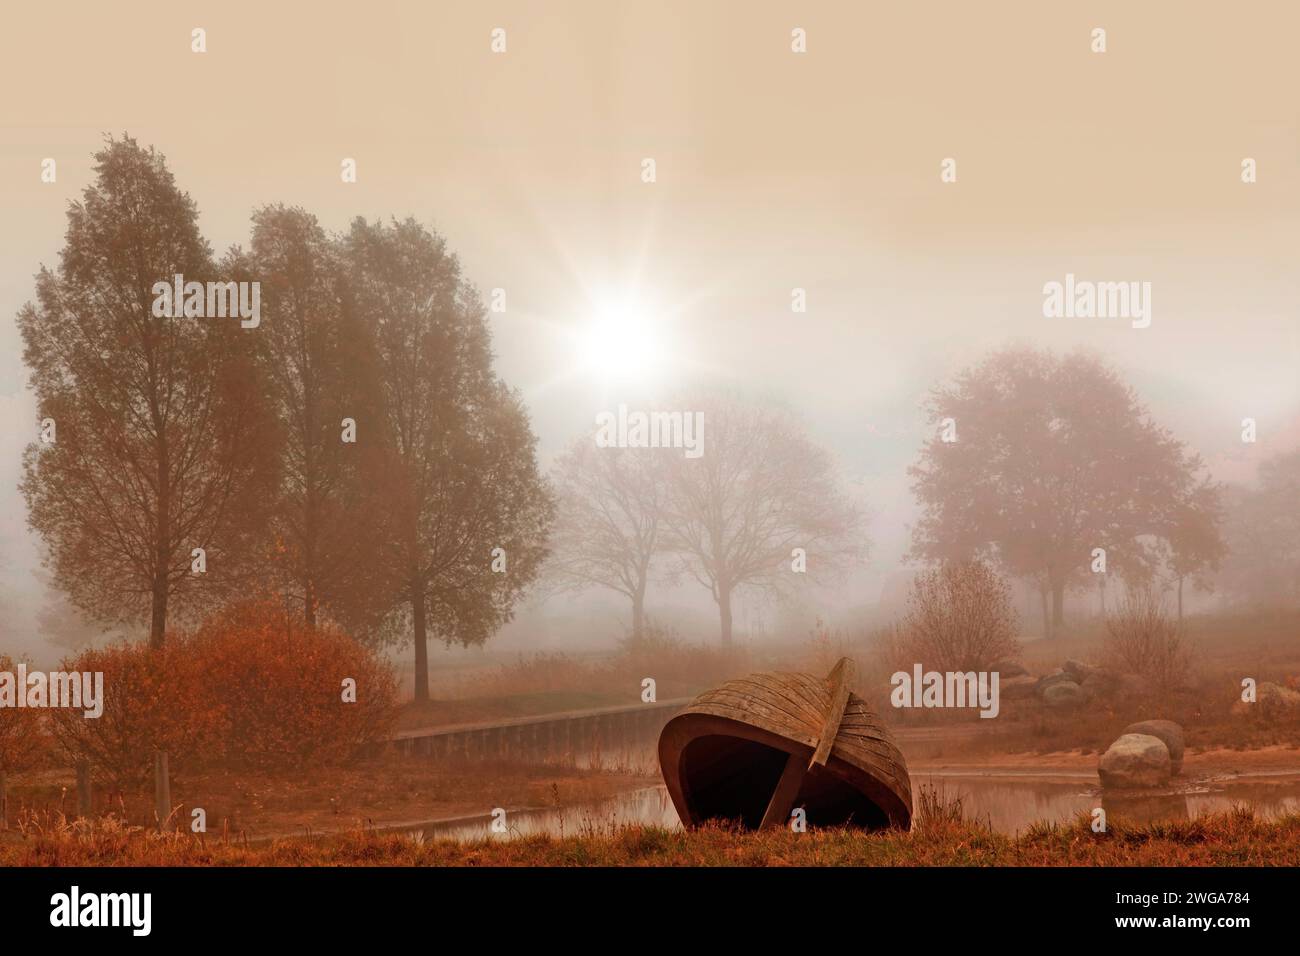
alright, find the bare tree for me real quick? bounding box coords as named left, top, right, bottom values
left=894, top=561, right=1020, bottom=672
left=1102, top=589, right=1189, bottom=692
left=661, top=393, right=866, bottom=646
left=546, top=438, right=663, bottom=640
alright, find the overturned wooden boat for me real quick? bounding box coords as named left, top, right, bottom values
left=658, top=658, right=912, bottom=831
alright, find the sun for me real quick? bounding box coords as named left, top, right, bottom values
left=578, top=297, right=664, bottom=387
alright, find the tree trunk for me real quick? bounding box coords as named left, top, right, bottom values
left=1051, top=579, right=1066, bottom=633
left=151, top=425, right=170, bottom=649
left=717, top=583, right=733, bottom=648
left=412, top=576, right=429, bottom=703
left=149, top=570, right=168, bottom=649
left=1039, top=586, right=1051, bottom=639
left=1177, top=576, right=1184, bottom=623
left=631, top=587, right=646, bottom=643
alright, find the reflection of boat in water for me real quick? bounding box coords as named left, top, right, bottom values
left=658, top=658, right=912, bottom=831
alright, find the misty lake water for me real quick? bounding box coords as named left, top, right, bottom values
left=401, top=772, right=1300, bottom=843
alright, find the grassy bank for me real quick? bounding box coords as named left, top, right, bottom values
left=4, top=807, right=1297, bottom=867
left=0, top=756, right=657, bottom=839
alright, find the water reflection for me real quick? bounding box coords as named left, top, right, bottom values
left=400, top=773, right=1300, bottom=842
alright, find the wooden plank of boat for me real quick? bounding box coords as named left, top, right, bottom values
left=659, top=657, right=912, bottom=831
left=756, top=657, right=856, bottom=829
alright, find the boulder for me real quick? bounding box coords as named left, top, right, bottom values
left=1000, top=674, right=1039, bottom=700
left=1099, top=733, right=1172, bottom=789
left=1036, top=670, right=1075, bottom=694
left=1063, top=659, right=1099, bottom=684
left=1043, top=680, right=1086, bottom=708
left=1122, top=719, right=1185, bottom=775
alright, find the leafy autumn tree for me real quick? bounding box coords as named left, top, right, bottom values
left=661, top=393, right=866, bottom=646
left=341, top=217, right=554, bottom=701
left=546, top=437, right=664, bottom=640
left=908, top=347, right=1222, bottom=637
left=243, top=205, right=394, bottom=631
left=18, top=137, right=278, bottom=647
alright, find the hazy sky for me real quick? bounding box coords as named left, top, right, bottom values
left=2, top=1, right=1296, bottom=660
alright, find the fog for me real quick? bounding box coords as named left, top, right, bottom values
left=1, top=1, right=1296, bottom=665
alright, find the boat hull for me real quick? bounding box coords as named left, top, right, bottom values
left=658, top=668, right=912, bottom=831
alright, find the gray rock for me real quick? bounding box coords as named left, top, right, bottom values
left=1063, top=659, right=1099, bottom=683
left=1043, top=680, right=1086, bottom=708
left=1036, top=670, right=1074, bottom=694
left=1000, top=674, right=1039, bottom=700
left=1099, top=733, right=1172, bottom=789
left=1123, top=719, right=1185, bottom=775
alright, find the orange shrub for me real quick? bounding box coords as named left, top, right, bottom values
left=191, top=599, right=399, bottom=770
left=46, top=641, right=219, bottom=790
left=49, top=600, right=398, bottom=785
left=0, top=654, right=47, bottom=773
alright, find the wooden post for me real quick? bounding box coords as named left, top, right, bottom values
left=75, top=759, right=92, bottom=818
left=154, top=751, right=172, bottom=832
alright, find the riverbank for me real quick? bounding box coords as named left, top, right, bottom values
left=0, top=756, right=660, bottom=840
left=4, top=806, right=1297, bottom=866
left=910, top=743, right=1300, bottom=778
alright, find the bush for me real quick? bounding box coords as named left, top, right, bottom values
left=891, top=561, right=1020, bottom=672
left=1102, top=590, right=1190, bottom=693
left=50, top=599, right=399, bottom=784
left=191, top=599, right=398, bottom=771
left=47, top=642, right=219, bottom=790
left=0, top=655, right=47, bottom=774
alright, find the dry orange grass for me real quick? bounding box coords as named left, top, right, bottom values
left=4, top=806, right=1296, bottom=867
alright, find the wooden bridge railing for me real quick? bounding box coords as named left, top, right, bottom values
left=387, top=698, right=692, bottom=764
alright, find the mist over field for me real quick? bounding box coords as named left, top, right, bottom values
left=1, top=3, right=1296, bottom=668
